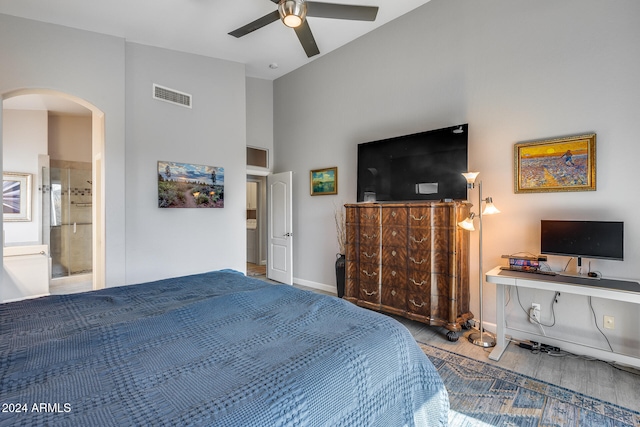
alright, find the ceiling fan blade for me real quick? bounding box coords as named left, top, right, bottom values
left=294, top=21, right=320, bottom=58
left=306, top=2, right=378, bottom=21
left=228, top=10, right=281, bottom=38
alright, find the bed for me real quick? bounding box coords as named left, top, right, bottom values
left=0, top=270, right=448, bottom=426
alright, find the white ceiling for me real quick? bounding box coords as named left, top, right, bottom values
left=0, top=0, right=431, bottom=80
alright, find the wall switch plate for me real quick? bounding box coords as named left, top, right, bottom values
left=604, top=315, right=615, bottom=330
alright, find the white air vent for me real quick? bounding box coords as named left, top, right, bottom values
left=153, top=84, right=192, bottom=108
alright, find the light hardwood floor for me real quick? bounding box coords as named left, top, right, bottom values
left=49, top=277, right=640, bottom=413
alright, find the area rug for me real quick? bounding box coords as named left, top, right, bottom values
left=419, top=342, right=640, bottom=427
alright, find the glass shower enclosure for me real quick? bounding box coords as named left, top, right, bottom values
left=42, top=163, right=93, bottom=279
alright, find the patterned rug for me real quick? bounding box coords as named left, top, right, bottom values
left=419, top=342, right=640, bottom=427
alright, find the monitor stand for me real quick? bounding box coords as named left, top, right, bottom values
left=556, top=271, right=600, bottom=280
left=556, top=257, right=600, bottom=280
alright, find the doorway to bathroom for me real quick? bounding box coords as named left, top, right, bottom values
left=246, top=176, right=266, bottom=277
left=44, top=163, right=93, bottom=281
left=2, top=89, right=106, bottom=295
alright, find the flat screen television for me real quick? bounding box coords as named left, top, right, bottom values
left=540, top=220, right=624, bottom=263
left=356, top=124, right=468, bottom=202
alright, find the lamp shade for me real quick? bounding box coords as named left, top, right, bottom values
left=461, top=172, right=480, bottom=185
left=482, top=197, right=500, bottom=215
left=457, top=213, right=476, bottom=231
left=279, top=0, right=307, bottom=28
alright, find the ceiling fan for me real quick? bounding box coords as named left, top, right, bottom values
left=229, top=0, right=379, bottom=58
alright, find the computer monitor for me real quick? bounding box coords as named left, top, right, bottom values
left=540, top=220, right=624, bottom=266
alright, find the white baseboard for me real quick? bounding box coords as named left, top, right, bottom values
left=469, top=319, right=497, bottom=335
left=293, top=277, right=336, bottom=295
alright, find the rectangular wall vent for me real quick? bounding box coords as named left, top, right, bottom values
left=153, top=84, right=192, bottom=108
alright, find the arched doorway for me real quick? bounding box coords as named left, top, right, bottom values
left=2, top=88, right=106, bottom=291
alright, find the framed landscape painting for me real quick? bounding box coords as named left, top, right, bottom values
left=158, top=161, right=224, bottom=208
left=3, top=172, right=32, bottom=222
left=310, top=167, right=337, bottom=196
left=514, top=134, right=596, bottom=193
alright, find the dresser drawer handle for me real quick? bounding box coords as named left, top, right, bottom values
left=410, top=257, right=427, bottom=265
left=363, top=252, right=377, bottom=259
left=362, top=269, right=377, bottom=277
left=362, top=233, right=378, bottom=240
left=410, top=214, right=427, bottom=221
left=410, top=236, right=428, bottom=244
left=391, top=250, right=397, bottom=257
left=363, top=214, right=377, bottom=220
left=392, top=230, right=397, bottom=237
left=363, top=289, right=378, bottom=296
left=391, top=270, right=397, bottom=277
left=391, top=290, right=397, bottom=296
left=409, top=299, right=426, bottom=308
left=391, top=211, right=397, bottom=217
left=410, top=278, right=427, bottom=286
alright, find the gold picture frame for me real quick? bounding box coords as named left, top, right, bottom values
left=310, top=167, right=338, bottom=196
left=514, top=134, right=596, bottom=193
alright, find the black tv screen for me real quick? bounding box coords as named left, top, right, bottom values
left=357, top=124, right=468, bottom=202
left=540, top=220, right=624, bottom=261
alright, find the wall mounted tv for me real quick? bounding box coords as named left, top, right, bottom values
left=357, top=124, right=468, bottom=202
left=540, top=220, right=624, bottom=264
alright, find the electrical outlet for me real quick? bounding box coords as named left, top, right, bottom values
left=604, top=315, right=615, bottom=330
left=529, top=303, right=541, bottom=324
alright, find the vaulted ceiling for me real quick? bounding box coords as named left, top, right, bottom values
left=0, top=0, right=432, bottom=80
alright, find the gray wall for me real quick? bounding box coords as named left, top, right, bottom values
left=0, top=14, right=127, bottom=285
left=124, top=43, right=246, bottom=283
left=274, top=0, right=640, bottom=354
left=1, top=14, right=247, bottom=287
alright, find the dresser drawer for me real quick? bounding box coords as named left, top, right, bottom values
left=358, top=207, right=380, bottom=225
left=406, top=292, right=431, bottom=317
left=382, top=207, right=407, bottom=226
left=359, top=282, right=381, bottom=304
left=358, top=226, right=380, bottom=245
left=408, top=228, right=432, bottom=250
left=358, top=264, right=380, bottom=283
left=408, top=206, right=451, bottom=228
left=408, top=249, right=449, bottom=273
left=382, top=285, right=406, bottom=311
left=407, top=271, right=449, bottom=292
left=359, top=244, right=380, bottom=263
left=381, top=266, right=406, bottom=285
left=382, top=245, right=406, bottom=267
left=382, top=226, right=406, bottom=246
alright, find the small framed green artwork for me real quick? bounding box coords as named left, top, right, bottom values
left=310, top=167, right=337, bottom=196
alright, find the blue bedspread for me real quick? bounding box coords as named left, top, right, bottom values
left=0, top=270, right=448, bottom=426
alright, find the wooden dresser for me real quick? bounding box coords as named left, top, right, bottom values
left=344, top=201, right=472, bottom=341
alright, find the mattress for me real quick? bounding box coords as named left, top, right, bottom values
left=0, top=270, right=448, bottom=426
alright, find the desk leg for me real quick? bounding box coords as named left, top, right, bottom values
left=489, top=283, right=509, bottom=361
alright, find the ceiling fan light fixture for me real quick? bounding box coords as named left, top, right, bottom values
left=278, top=0, right=307, bottom=28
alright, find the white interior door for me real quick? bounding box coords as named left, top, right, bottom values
left=267, top=171, right=292, bottom=285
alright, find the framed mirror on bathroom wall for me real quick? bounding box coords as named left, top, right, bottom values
left=2, top=172, right=32, bottom=222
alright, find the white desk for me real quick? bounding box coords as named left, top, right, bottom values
left=486, top=266, right=640, bottom=369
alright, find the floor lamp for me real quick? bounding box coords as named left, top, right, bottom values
left=458, top=172, right=500, bottom=348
